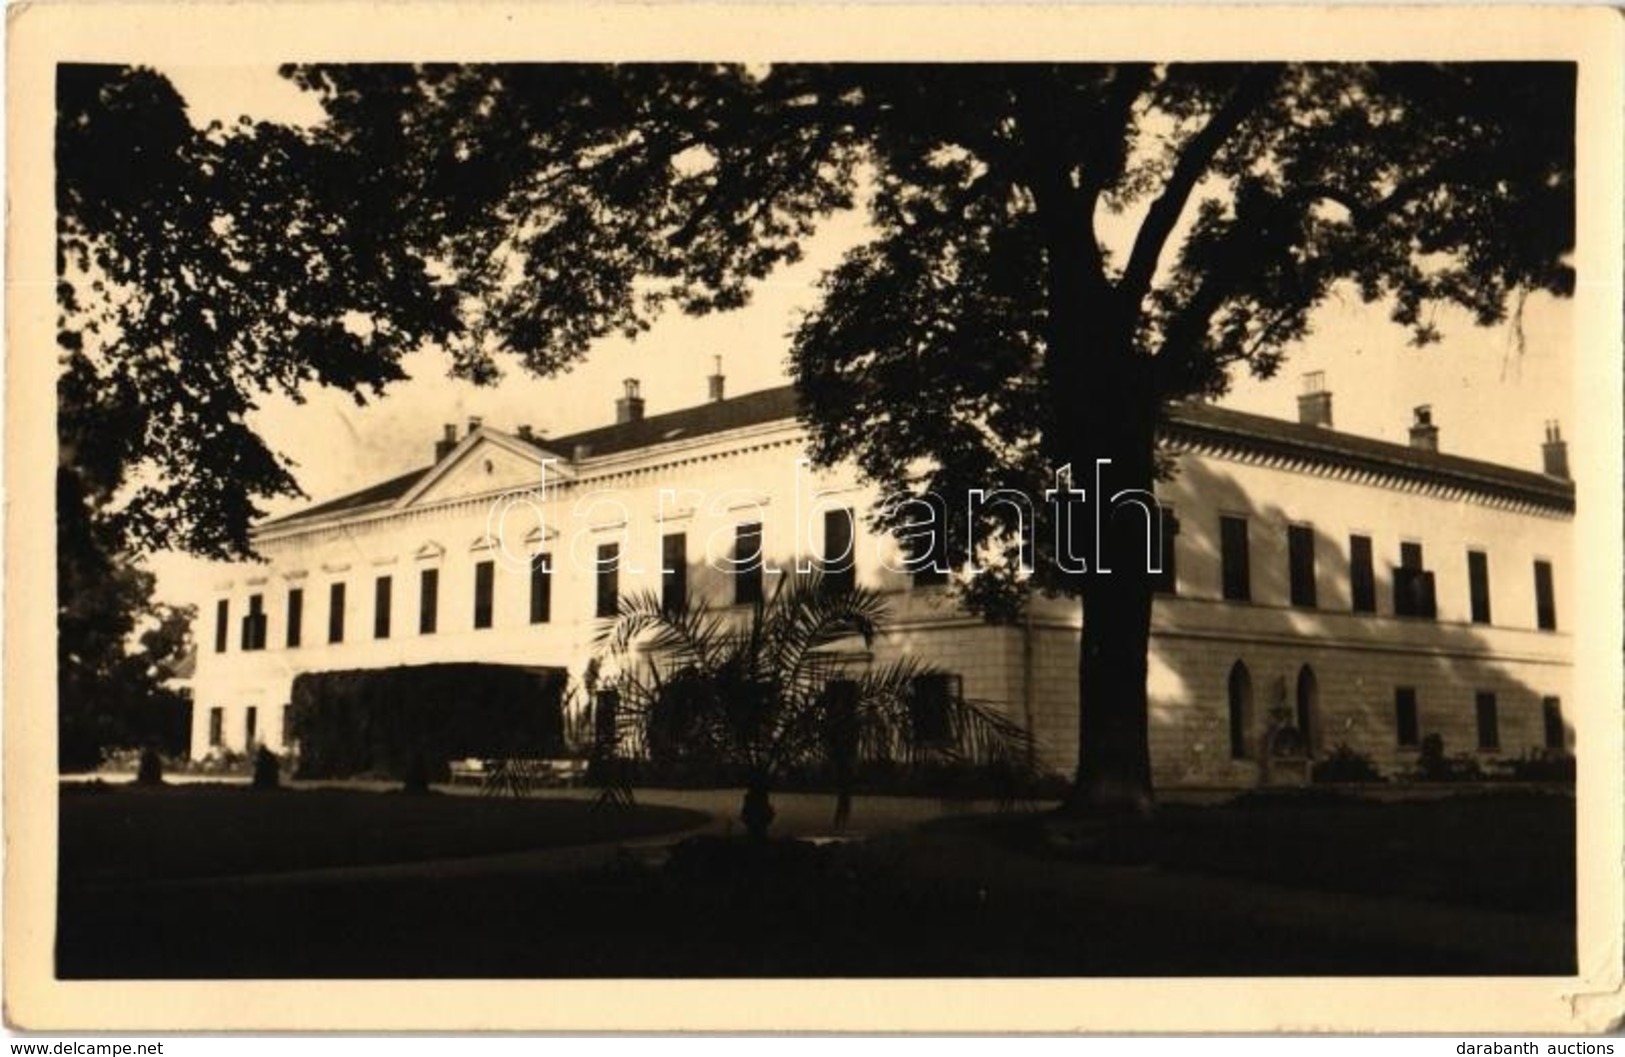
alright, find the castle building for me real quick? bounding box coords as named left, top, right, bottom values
left=190, top=370, right=1574, bottom=786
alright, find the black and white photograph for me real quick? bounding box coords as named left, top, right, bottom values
left=8, top=1, right=1623, bottom=1035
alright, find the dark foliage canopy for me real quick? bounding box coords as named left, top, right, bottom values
left=57, top=65, right=457, bottom=557
left=57, top=469, right=194, bottom=769
left=278, top=62, right=1573, bottom=611
left=61, top=62, right=1573, bottom=573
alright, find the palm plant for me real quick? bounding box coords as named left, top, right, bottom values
left=594, top=571, right=1034, bottom=839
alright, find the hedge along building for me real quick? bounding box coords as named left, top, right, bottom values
left=189, top=368, right=1575, bottom=786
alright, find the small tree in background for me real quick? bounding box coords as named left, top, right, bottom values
left=134, top=745, right=164, bottom=786
left=596, top=572, right=1033, bottom=839
left=252, top=746, right=282, bottom=790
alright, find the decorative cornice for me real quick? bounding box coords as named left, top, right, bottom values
left=1162, top=414, right=1575, bottom=518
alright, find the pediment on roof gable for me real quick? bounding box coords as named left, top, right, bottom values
left=398, top=432, right=573, bottom=510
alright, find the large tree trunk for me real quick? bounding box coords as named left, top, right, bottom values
left=1027, top=147, right=1164, bottom=815
left=1069, top=559, right=1157, bottom=815
left=1052, top=328, right=1162, bottom=817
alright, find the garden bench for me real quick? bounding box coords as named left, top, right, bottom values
left=475, top=757, right=590, bottom=794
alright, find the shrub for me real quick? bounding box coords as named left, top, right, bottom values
left=1310, top=743, right=1384, bottom=784
left=401, top=750, right=431, bottom=795
left=289, top=663, right=568, bottom=782
left=1414, top=734, right=1484, bottom=782
left=134, top=745, right=164, bottom=786
left=198, top=747, right=249, bottom=775
left=1506, top=749, right=1576, bottom=783
left=1416, top=733, right=1447, bottom=778
left=1229, top=787, right=1373, bottom=810
left=251, top=746, right=281, bottom=790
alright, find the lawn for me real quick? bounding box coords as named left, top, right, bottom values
left=55, top=785, right=1575, bottom=978
left=58, top=783, right=708, bottom=882
left=981, top=788, right=1577, bottom=917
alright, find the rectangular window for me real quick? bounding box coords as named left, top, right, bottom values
left=208, top=707, right=224, bottom=747
left=245, top=706, right=258, bottom=748
left=286, top=588, right=303, bottom=648
left=1288, top=524, right=1317, bottom=608
left=1394, top=542, right=1437, bottom=619
left=419, top=568, right=439, bottom=635
left=280, top=705, right=292, bottom=749
left=662, top=533, right=687, bottom=614
left=1534, top=560, right=1557, bottom=631
left=1395, top=687, right=1419, bottom=747
left=822, top=679, right=861, bottom=765
left=1475, top=691, right=1500, bottom=751
left=473, top=560, right=495, bottom=629
left=822, top=508, right=856, bottom=593
left=240, top=594, right=267, bottom=651
left=908, top=673, right=962, bottom=747
left=328, top=582, right=346, bottom=644
left=593, top=688, right=620, bottom=751
left=1542, top=696, right=1565, bottom=750
left=215, top=599, right=230, bottom=653
left=1220, top=516, right=1250, bottom=602
left=734, top=523, right=764, bottom=605
left=1150, top=507, right=1179, bottom=595
left=529, top=554, right=552, bottom=624
left=374, top=576, right=392, bottom=639
left=904, top=500, right=949, bottom=587
left=595, top=544, right=619, bottom=618
left=1350, top=534, right=1376, bottom=613
left=1468, top=550, right=1492, bottom=625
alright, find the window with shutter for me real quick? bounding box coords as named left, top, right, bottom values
left=1220, top=517, right=1250, bottom=602
left=822, top=508, right=856, bottom=593
left=473, top=561, right=495, bottom=628
left=734, top=523, right=763, bottom=605
left=1288, top=524, right=1317, bottom=608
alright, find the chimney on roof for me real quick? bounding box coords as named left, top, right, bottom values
left=1297, top=371, right=1332, bottom=428
left=516, top=424, right=535, bottom=442
left=1542, top=420, right=1569, bottom=480
left=467, top=415, right=483, bottom=437
left=1409, top=405, right=1439, bottom=453
left=708, top=355, right=726, bottom=403
left=434, top=424, right=458, bottom=461
left=616, top=378, right=645, bottom=424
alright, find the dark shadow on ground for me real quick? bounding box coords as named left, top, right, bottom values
left=57, top=785, right=1573, bottom=979
left=57, top=784, right=706, bottom=883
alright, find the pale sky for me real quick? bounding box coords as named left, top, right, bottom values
left=145, top=65, right=1575, bottom=603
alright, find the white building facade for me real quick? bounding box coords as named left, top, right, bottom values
left=190, top=376, right=1575, bottom=787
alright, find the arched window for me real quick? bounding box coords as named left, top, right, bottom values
left=1227, top=661, right=1253, bottom=760
left=1296, top=664, right=1320, bottom=757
